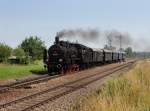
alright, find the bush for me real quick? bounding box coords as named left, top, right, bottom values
left=0, top=43, right=12, bottom=62
left=19, top=57, right=30, bottom=64
left=20, top=36, right=45, bottom=60
left=12, top=47, right=28, bottom=64
left=13, top=47, right=25, bottom=58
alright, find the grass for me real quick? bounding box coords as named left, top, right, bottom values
left=0, top=60, right=45, bottom=80
left=71, top=60, right=150, bottom=111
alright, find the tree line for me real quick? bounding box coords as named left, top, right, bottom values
left=0, top=35, right=135, bottom=64
left=0, top=36, right=45, bottom=64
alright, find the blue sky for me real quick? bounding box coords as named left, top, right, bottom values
left=0, top=0, right=150, bottom=50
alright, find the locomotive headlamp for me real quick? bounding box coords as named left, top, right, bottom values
left=59, top=59, right=63, bottom=62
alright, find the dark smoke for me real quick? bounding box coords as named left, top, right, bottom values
left=114, top=32, right=132, bottom=45
left=56, top=28, right=100, bottom=41
left=56, top=28, right=133, bottom=50
left=104, top=30, right=132, bottom=48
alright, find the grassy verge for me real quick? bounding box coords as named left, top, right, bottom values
left=71, top=60, right=150, bottom=111
left=0, top=61, right=45, bottom=80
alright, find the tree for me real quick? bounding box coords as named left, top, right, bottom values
left=13, top=47, right=30, bottom=64
left=20, top=36, right=45, bottom=60
left=125, top=47, right=133, bottom=57
left=13, top=47, right=25, bottom=58
left=0, top=43, right=12, bottom=62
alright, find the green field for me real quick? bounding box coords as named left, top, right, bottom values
left=0, top=61, right=45, bottom=80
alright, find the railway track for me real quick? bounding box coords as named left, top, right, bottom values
left=0, top=74, right=61, bottom=93
left=0, top=61, right=134, bottom=93
left=0, top=61, right=135, bottom=111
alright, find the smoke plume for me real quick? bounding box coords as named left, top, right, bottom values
left=104, top=30, right=132, bottom=48
left=56, top=28, right=100, bottom=41
left=56, top=28, right=134, bottom=51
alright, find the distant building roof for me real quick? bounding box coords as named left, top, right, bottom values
left=8, top=56, right=17, bottom=59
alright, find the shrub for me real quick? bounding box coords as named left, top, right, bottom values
left=0, top=43, right=12, bottom=62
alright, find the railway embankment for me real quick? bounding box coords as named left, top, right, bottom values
left=0, top=61, right=133, bottom=111
left=71, top=60, right=150, bottom=111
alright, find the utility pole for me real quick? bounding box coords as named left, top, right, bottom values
left=119, top=35, right=122, bottom=51
left=107, top=35, right=112, bottom=50
left=108, top=37, right=112, bottom=48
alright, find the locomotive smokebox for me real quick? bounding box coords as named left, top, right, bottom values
left=55, top=36, right=59, bottom=44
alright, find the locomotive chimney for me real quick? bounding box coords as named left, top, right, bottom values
left=55, top=36, right=59, bottom=44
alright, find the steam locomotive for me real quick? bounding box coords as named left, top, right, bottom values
left=43, top=36, right=125, bottom=75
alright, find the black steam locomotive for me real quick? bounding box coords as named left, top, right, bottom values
left=43, top=36, right=125, bottom=75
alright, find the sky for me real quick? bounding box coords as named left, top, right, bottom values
left=0, top=0, right=150, bottom=51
